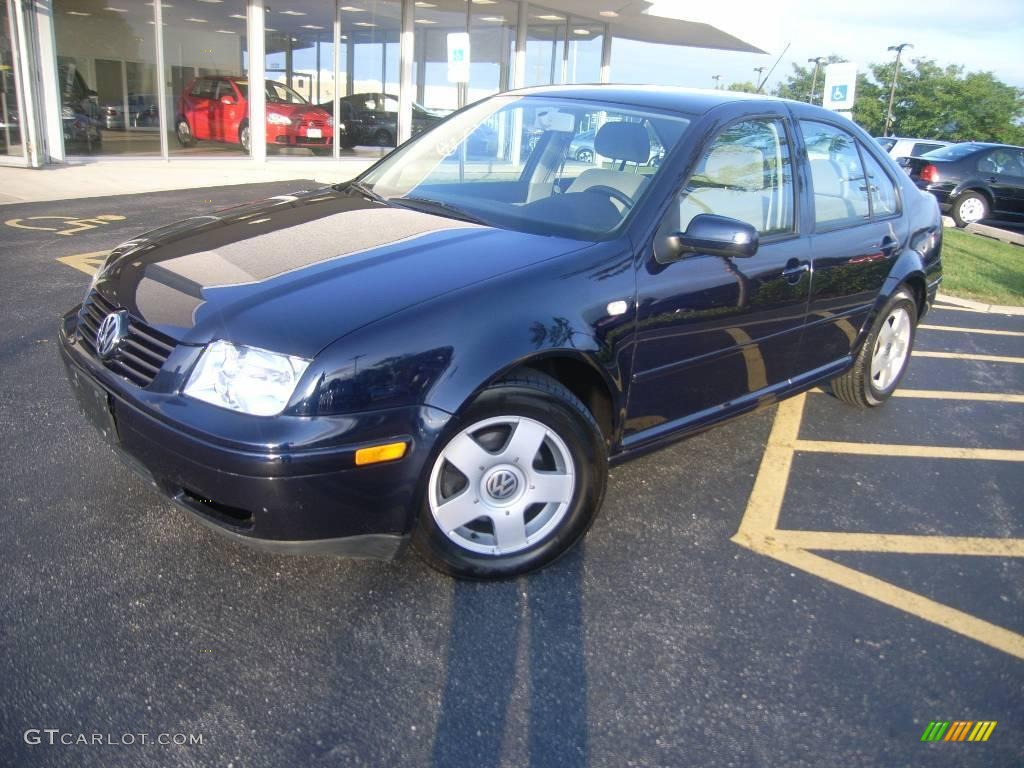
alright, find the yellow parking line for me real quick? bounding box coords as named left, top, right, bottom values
left=913, top=350, right=1024, bottom=364
left=774, top=530, right=1024, bottom=557
left=746, top=543, right=1024, bottom=661
left=891, top=389, right=1024, bottom=403
left=794, top=440, right=1024, bottom=462
left=919, top=324, right=1024, bottom=337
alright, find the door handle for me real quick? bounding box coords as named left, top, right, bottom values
left=878, top=236, right=898, bottom=256
left=986, top=176, right=997, bottom=183
left=781, top=261, right=809, bottom=284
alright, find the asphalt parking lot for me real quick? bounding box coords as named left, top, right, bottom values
left=1, top=182, right=1021, bottom=767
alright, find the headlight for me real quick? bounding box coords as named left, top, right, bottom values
left=184, top=340, right=310, bottom=416
left=267, top=112, right=292, bottom=126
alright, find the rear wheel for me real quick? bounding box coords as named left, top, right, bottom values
left=412, top=371, right=607, bottom=579
left=373, top=128, right=393, bottom=147
left=576, top=148, right=594, bottom=163
left=831, top=288, right=918, bottom=407
left=951, top=192, right=988, bottom=227
left=239, top=121, right=251, bottom=153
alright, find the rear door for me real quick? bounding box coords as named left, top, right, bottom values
left=188, top=78, right=215, bottom=139
left=796, top=118, right=906, bottom=372
left=978, top=148, right=1024, bottom=216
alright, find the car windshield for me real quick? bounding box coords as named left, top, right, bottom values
left=233, top=80, right=309, bottom=105
left=875, top=137, right=896, bottom=150
left=358, top=96, right=691, bottom=241
left=922, top=142, right=986, bottom=160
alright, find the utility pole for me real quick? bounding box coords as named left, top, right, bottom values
left=711, top=74, right=721, bottom=90
left=807, top=57, right=826, bottom=104
left=753, top=66, right=767, bottom=90
left=884, top=43, right=913, bottom=137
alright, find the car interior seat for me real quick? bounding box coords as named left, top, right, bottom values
left=678, top=144, right=769, bottom=232
left=566, top=122, right=652, bottom=211
left=809, top=157, right=859, bottom=224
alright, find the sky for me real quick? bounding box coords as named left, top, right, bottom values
left=611, top=0, right=1024, bottom=91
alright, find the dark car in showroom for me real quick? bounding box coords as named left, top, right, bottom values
left=899, top=142, right=1024, bottom=226
left=60, top=85, right=942, bottom=578
left=321, top=93, right=441, bottom=147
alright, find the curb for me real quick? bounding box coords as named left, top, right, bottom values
left=936, top=292, right=1024, bottom=317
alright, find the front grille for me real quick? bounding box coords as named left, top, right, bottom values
left=301, top=119, right=324, bottom=129
left=78, top=291, right=178, bottom=388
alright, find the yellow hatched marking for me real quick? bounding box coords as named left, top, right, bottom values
left=732, top=392, right=1024, bottom=661
left=919, top=324, right=1024, bottom=337
left=56, top=250, right=107, bottom=276
left=913, top=350, right=1024, bottom=364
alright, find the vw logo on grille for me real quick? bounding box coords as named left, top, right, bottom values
left=485, top=469, right=519, bottom=501
left=95, top=311, right=128, bottom=359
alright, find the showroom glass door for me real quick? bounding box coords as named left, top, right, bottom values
left=0, top=0, right=26, bottom=163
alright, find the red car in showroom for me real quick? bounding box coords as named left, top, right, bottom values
left=175, top=76, right=334, bottom=155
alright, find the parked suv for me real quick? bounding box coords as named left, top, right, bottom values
left=176, top=76, right=334, bottom=155
left=899, top=142, right=1024, bottom=226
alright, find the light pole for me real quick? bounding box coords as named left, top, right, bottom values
left=884, top=43, right=913, bottom=137
left=753, top=66, right=767, bottom=90
left=807, top=57, right=826, bottom=104
left=711, top=74, right=721, bottom=90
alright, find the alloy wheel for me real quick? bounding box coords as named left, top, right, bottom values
left=428, top=416, right=576, bottom=556
left=870, top=305, right=912, bottom=391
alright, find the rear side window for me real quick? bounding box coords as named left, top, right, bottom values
left=860, top=149, right=899, bottom=217
left=679, top=118, right=795, bottom=236
left=801, top=120, right=869, bottom=229
left=192, top=79, right=216, bottom=99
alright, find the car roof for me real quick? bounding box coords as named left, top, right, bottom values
left=504, top=84, right=787, bottom=115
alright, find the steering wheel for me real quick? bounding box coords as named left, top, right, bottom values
left=584, top=184, right=636, bottom=210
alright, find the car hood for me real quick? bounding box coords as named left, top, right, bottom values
left=95, top=187, right=592, bottom=358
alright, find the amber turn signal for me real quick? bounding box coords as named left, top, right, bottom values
left=354, top=441, right=408, bottom=466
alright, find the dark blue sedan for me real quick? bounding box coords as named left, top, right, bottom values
left=60, top=85, right=943, bottom=578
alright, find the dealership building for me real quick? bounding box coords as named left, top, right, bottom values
left=1, top=1, right=759, bottom=169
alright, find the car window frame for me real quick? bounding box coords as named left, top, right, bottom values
left=671, top=111, right=802, bottom=246
left=856, top=138, right=903, bottom=222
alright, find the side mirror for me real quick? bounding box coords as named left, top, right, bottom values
left=220, top=95, right=236, bottom=105
left=662, top=214, right=759, bottom=262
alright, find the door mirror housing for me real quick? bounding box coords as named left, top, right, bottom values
left=220, top=95, right=236, bottom=106
left=662, top=214, right=759, bottom=262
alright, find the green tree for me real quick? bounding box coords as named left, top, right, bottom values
left=726, top=81, right=759, bottom=93
left=772, top=55, right=1024, bottom=142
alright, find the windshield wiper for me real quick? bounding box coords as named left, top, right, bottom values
left=341, top=180, right=387, bottom=204
left=391, top=196, right=488, bottom=225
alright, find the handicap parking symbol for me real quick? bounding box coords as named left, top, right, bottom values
left=831, top=85, right=848, bottom=102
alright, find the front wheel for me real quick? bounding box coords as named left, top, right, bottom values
left=576, top=148, right=594, bottom=163
left=175, top=118, right=194, bottom=147
left=831, top=288, right=918, bottom=407
left=412, top=371, right=607, bottom=579
left=239, top=121, right=251, bottom=153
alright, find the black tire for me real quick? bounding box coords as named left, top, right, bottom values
left=311, top=147, right=332, bottom=157
left=950, top=191, right=988, bottom=228
left=373, top=128, right=393, bottom=147
left=412, top=370, right=607, bottom=579
left=175, top=117, right=195, bottom=147
left=576, top=148, right=594, bottom=163
left=239, top=120, right=251, bottom=153
left=831, top=288, right=918, bottom=407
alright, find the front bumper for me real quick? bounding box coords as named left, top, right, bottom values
left=268, top=125, right=334, bottom=147
left=59, top=309, right=449, bottom=558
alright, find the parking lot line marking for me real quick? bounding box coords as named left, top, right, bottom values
left=55, top=250, right=107, bottom=276
left=808, top=387, right=1024, bottom=402
left=913, top=350, right=1024, bottom=364
left=748, top=543, right=1024, bottom=660
left=918, top=324, right=1024, bottom=337
left=733, top=392, right=1024, bottom=661
left=773, top=530, right=1024, bottom=557
left=793, top=440, right=1024, bottom=462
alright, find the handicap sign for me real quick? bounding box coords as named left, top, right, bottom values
left=823, top=62, right=857, bottom=111
left=447, top=32, right=470, bottom=83
left=831, top=85, right=848, bottom=102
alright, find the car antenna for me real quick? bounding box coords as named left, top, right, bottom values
left=756, top=42, right=790, bottom=94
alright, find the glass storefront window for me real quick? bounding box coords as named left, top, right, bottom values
left=566, top=19, right=602, bottom=84
left=1, top=0, right=24, bottom=159
left=53, top=1, right=160, bottom=156
left=163, top=1, right=250, bottom=156
left=339, top=1, right=401, bottom=148
left=264, top=2, right=335, bottom=156
left=525, top=8, right=565, bottom=87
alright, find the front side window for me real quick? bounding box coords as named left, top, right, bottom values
left=860, top=148, right=899, bottom=217
left=361, top=96, right=691, bottom=240
left=801, top=120, right=869, bottom=228
left=679, top=118, right=795, bottom=236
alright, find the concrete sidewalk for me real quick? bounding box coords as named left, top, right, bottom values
left=0, top=156, right=378, bottom=205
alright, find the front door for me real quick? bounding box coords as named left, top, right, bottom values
left=979, top=147, right=1024, bottom=217
left=625, top=115, right=811, bottom=446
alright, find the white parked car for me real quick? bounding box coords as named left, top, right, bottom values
left=876, top=136, right=951, bottom=160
